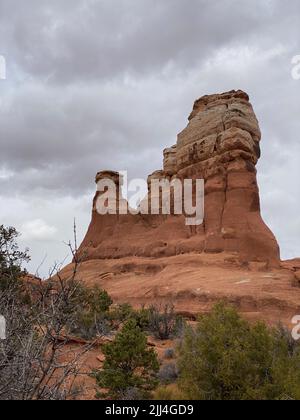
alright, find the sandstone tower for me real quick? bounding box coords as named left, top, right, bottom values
left=78, top=90, right=280, bottom=267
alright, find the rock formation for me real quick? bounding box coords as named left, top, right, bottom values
left=78, top=90, right=280, bottom=267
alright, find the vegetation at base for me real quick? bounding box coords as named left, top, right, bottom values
left=108, top=302, right=186, bottom=340
left=94, top=319, right=159, bottom=399
left=148, top=304, right=186, bottom=340
left=153, top=384, right=186, bottom=401
left=109, top=303, right=151, bottom=331
left=67, top=285, right=113, bottom=340
left=0, top=225, right=89, bottom=400
left=177, top=302, right=300, bottom=400
left=3, top=224, right=300, bottom=401
left=0, top=225, right=30, bottom=292
left=157, top=362, right=178, bottom=384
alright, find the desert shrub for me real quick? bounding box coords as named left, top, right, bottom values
left=67, top=285, right=113, bottom=339
left=158, top=363, right=178, bottom=384
left=0, top=225, right=90, bottom=400
left=110, top=304, right=184, bottom=339
left=164, top=348, right=175, bottom=359
left=70, top=312, right=111, bottom=340
left=0, top=225, right=30, bottom=292
left=119, top=387, right=143, bottom=401
left=153, top=384, right=187, bottom=401
left=109, top=303, right=150, bottom=330
left=94, top=319, right=159, bottom=399
left=110, top=303, right=134, bottom=322
left=148, top=304, right=185, bottom=340
left=134, top=306, right=151, bottom=330
left=84, top=285, right=113, bottom=313
left=178, top=302, right=300, bottom=400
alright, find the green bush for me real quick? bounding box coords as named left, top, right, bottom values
left=82, top=285, right=113, bottom=313
left=68, top=285, right=113, bottom=340
left=178, top=302, right=300, bottom=400
left=109, top=303, right=134, bottom=322
left=109, top=303, right=150, bottom=330
left=94, top=319, right=159, bottom=399
left=110, top=303, right=184, bottom=339
left=0, top=225, right=30, bottom=292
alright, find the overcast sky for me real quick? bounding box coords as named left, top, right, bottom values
left=0, top=0, right=299, bottom=276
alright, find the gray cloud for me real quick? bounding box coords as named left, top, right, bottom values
left=2, top=0, right=295, bottom=83
left=0, top=0, right=299, bottom=274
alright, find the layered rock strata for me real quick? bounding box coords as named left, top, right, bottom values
left=77, top=90, right=280, bottom=266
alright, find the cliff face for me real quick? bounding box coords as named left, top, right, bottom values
left=78, top=90, right=280, bottom=267
left=176, top=90, right=279, bottom=263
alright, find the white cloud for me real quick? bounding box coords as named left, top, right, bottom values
left=21, top=219, right=57, bottom=241
left=0, top=168, right=13, bottom=180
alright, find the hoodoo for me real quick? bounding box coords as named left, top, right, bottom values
left=77, top=90, right=280, bottom=267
